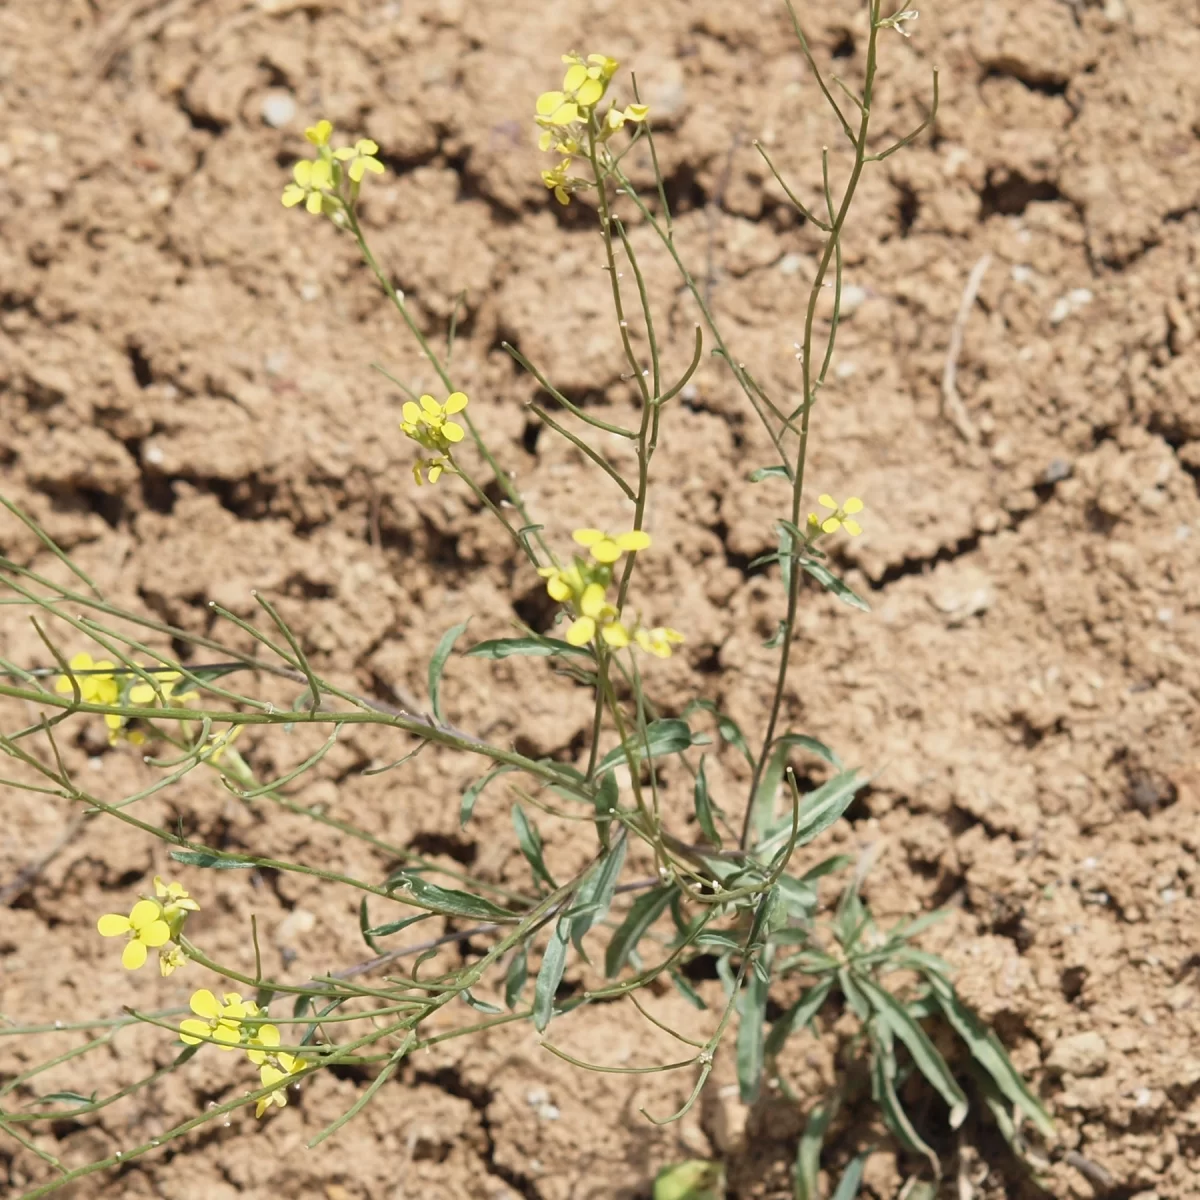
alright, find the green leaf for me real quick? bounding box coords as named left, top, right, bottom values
left=736, top=950, right=770, bottom=1102
left=512, top=803, right=556, bottom=890
left=365, top=912, right=430, bottom=938
left=765, top=976, right=833, bottom=1059
left=570, top=837, right=626, bottom=956
left=925, top=974, right=1054, bottom=1137
left=830, top=1152, right=867, bottom=1200
left=692, top=756, right=720, bottom=845
left=799, top=854, right=852, bottom=883
left=169, top=849, right=255, bottom=869
left=30, top=1091, right=96, bottom=1109
left=505, top=943, right=528, bottom=1010
left=794, top=1090, right=837, bottom=1200
left=669, top=968, right=708, bottom=1011
left=186, top=663, right=246, bottom=685
left=460, top=763, right=517, bottom=827
left=605, top=885, right=673, bottom=977
left=462, top=989, right=503, bottom=1014
left=682, top=699, right=754, bottom=766
left=391, top=875, right=514, bottom=921
left=756, top=769, right=864, bottom=860
left=359, top=897, right=381, bottom=954
left=533, top=916, right=570, bottom=1032
left=749, top=464, right=791, bottom=483
left=869, top=1025, right=938, bottom=1173
left=465, top=636, right=589, bottom=659
left=595, top=718, right=709, bottom=777
left=778, top=522, right=795, bottom=595
left=800, top=559, right=870, bottom=611
left=764, top=619, right=787, bottom=649
left=859, top=977, right=968, bottom=1128
left=428, top=619, right=470, bottom=724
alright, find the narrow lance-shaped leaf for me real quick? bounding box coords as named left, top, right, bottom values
left=512, top=803, right=556, bottom=890
left=428, top=619, right=470, bottom=724
left=359, top=897, right=381, bottom=954
left=736, top=947, right=771, bottom=1103
left=756, top=769, right=864, bottom=860
left=692, top=755, right=720, bottom=846
left=682, top=698, right=754, bottom=766
left=868, top=1024, right=938, bottom=1173
left=860, top=977, right=968, bottom=1129
left=800, top=559, right=870, bottom=612
left=505, top=942, right=528, bottom=1010
left=465, top=636, right=590, bottom=659
left=595, top=718, right=709, bottom=777
left=392, top=875, right=514, bottom=920
left=570, top=836, right=627, bottom=957
left=460, top=763, right=518, bottom=827
left=533, top=916, right=571, bottom=1033
left=925, top=973, right=1054, bottom=1137
left=764, top=976, right=833, bottom=1059
left=605, top=885, right=673, bottom=977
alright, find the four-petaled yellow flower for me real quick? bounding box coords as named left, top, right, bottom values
left=334, top=138, right=385, bottom=182
left=179, top=990, right=258, bottom=1051
left=601, top=103, right=650, bottom=138
left=567, top=582, right=630, bottom=648
left=572, top=528, right=651, bottom=565
left=813, top=495, right=864, bottom=536
left=130, top=671, right=198, bottom=708
left=97, top=899, right=172, bottom=970
left=537, top=561, right=586, bottom=603
left=400, top=392, right=469, bottom=484
left=535, top=53, right=618, bottom=127
left=246, top=1023, right=305, bottom=1117
left=305, top=120, right=333, bottom=147
left=281, top=158, right=334, bottom=215
left=55, top=652, right=119, bottom=704
left=159, top=944, right=189, bottom=977
left=635, top=626, right=685, bottom=659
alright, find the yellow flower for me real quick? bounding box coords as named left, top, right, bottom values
left=281, top=158, right=334, bottom=215
left=535, top=52, right=618, bottom=128
left=201, top=724, right=243, bottom=765
left=634, top=626, right=685, bottom=658
left=97, top=899, right=171, bottom=970
left=154, top=876, right=200, bottom=921
left=538, top=562, right=586, bottom=604
left=333, top=138, right=385, bottom=182
left=572, top=528, right=651, bottom=565
left=246, top=1024, right=305, bottom=1117
left=130, top=671, right=199, bottom=708
left=159, top=944, right=189, bottom=977
left=401, top=392, right=469, bottom=484
left=541, top=157, right=574, bottom=205
left=814, top=495, right=864, bottom=536
left=179, top=990, right=257, bottom=1051
left=601, top=104, right=650, bottom=138
left=566, top=582, right=630, bottom=648
left=305, top=120, right=333, bottom=147
left=55, top=652, right=119, bottom=705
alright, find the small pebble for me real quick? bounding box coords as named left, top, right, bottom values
left=261, top=91, right=297, bottom=129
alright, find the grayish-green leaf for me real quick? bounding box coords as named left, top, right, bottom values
left=756, top=769, right=864, bottom=860
left=926, top=974, right=1054, bottom=1137
left=596, top=718, right=709, bottom=777
left=465, top=636, right=589, bottom=659
left=30, top=1091, right=96, bottom=1109
left=692, top=756, right=720, bottom=845
left=392, top=875, right=514, bottom=920
left=794, top=1090, right=838, bottom=1200
left=460, top=764, right=518, bottom=827
left=682, top=699, right=754, bottom=765
left=801, top=559, right=870, bottom=611
left=605, top=885, right=673, bottom=977
left=365, top=913, right=430, bottom=938
left=860, top=977, right=968, bottom=1129
left=750, top=464, right=791, bottom=483
left=462, top=989, right=503, bottom=1014
left=359, top=897, right=381, bottom=954
left=505, top=943, right=528, bottom=1010
left=169, top=849, right=255, bottom=869
left=736, top=951, right=770, bottom=1103
left=669, top=968, right=708, bottom=1011
left=869, top=1027, right=938, bottom=1172
left=512, top=803, right=556, bottom=890
left=533, top=916, right=571, bottom=1032
left=428, top=619, right=470, bottom=724
left=765, top=976, right=833, bottom=1060
left=570, top=837, right=626, bottom=956
left=830, top=1152, right=867, bottom=1200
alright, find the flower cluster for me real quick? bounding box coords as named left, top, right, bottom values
left=180, top=990, right=306, bottom=1117
left=808, top=494, right=864, bottom=537
left=538, top=529, right=684, bottom=656
left=281, top=119, right=384, bottom=218
left=400, top=391, right=469, bottom=484
left=97, top=876, right=199, bottom=974
left=534, top=53, right=649, bottom=205
left=55, top=654, right=199, bottom=745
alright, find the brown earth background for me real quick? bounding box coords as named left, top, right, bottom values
left=3, top=0, right=1200, bottom=1197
